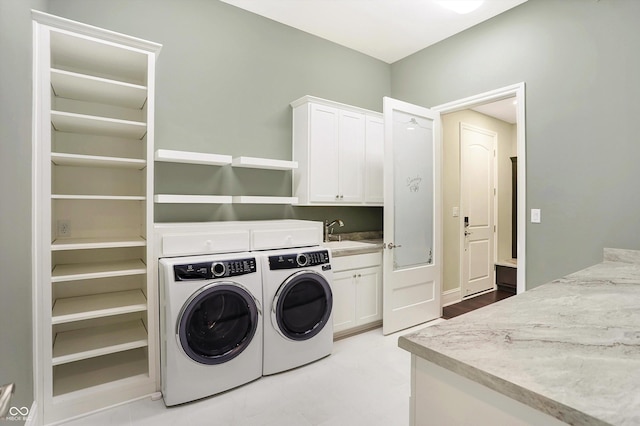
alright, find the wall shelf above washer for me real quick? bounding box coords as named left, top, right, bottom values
left=154, top=150, right=299, bottom=205
left=154, top=149, right=232, bottom=166
left=153, top=194, right=233, bottom=204
left=231, top=156, right=298, bottom=170
left=232, top=196, right=299, bottom=204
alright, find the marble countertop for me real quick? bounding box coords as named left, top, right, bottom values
left=322, top=231, right=383, bottom=257
left=398, top=248, right=640, bottom=426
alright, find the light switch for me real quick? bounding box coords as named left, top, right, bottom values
left=452, top=207, right=459, bottom=217
left=531, top=208, right=541, bottom=223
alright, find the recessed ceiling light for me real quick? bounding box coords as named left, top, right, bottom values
left=435, top=0, right=485, bottom=15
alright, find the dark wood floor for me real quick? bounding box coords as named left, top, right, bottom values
left=442, top=289, right=514, bottom=319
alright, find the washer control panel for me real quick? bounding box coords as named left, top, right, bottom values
left=174, top=257, right=257, bottom=280
left=268, top=250, right=330, bottom=270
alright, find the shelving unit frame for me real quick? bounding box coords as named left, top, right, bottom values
left=32, top=10, right=161, bottom=424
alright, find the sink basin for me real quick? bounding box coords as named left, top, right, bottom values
left=322, top=240, right=376, bottom=250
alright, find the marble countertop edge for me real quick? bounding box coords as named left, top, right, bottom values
left=397, top=336, right=606, bottom=426
left=398, top=247, right=640, bottom=426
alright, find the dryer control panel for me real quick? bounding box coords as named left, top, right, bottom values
left=268, top=250, right=330, bottom=270
left=174, top=257, right=257, bottom=280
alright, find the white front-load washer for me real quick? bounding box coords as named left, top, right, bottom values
left=159, top=252, right=262, bottom=406
left=260, top=247, right=333, bottom=375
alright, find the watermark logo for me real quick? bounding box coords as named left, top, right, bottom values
left=3, top=406, right=30, bottom=422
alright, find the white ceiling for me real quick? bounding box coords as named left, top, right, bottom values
left=471, top=97, right=517, bottom=124
left=219, top=0, right=528, bottom=64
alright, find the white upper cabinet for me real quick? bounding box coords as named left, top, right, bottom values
left=292, top=96, right=383, bottom=206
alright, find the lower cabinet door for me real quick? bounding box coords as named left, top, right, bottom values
left=332, top=270, right=357, bottom=333
left=355, top=266, right=382, bottom=325
left=332, top=265, right=382, bottom=334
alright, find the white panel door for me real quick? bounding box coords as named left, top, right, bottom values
left=309, top=103, right=340, bottom=202
left=382, top=97, right=441, bottom=335
left=338, top=110, right=365, bottom=203
left=460, top=122, right=496, bottom=297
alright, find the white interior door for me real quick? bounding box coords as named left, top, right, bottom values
left=382, top=97, right=441, bottom=335
left=460, top=122, right=496, bottom=297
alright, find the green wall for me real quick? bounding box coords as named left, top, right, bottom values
left=391, top=0, right=640, bottom=288
left=47, top=0, right=389, bottom=233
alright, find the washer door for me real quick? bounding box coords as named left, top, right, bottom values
left=273, top=271, right=332, bottom=341
left=178, top=283, right=259, bottom=365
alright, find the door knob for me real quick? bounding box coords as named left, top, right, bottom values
left=386, top=242, right=402, bottom=249
left=464, top=230, right=472, bottom=237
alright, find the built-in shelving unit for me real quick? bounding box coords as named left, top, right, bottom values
left=154, top=149, right=298, bottom=205
left=33, top=11, right=161, bottom=424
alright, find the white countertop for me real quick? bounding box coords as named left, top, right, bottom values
left=399, top=248, right=640, bottom=426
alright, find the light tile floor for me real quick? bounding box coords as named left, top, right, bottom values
left=63, top=319, right=445, bottom=426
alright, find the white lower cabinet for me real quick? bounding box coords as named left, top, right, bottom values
left=332, top=252, right=383, bottom=336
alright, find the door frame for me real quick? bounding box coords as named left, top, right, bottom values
left=432, top=82, right=526, bottom=294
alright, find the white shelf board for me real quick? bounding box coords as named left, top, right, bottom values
left=52, top=290, right=147, bottom=325
left=154, top=149, right=231, bottom=166
left=52, top=320, right=148, bottom=366
left=232, top=156, right=298, bottom=170
left=51, top=111, right=147, bottom=139
left=51, top=152, right=146, bottom=169
left=52, top=259, right=147, bottom=283
left=51, top=236, right=146, bottom=251
left=52, top=194, right=146, bottom=201
left=154, top=194, right=232, bottom=204
left=51, top=68, right=147, bottom=109
left=231, top=196, right=299, bottom=204
left=52, top=348, right=148, bottom=398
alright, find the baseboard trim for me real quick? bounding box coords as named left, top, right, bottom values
left=442, top=288, right=461, bottom=307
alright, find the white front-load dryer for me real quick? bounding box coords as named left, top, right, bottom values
left=260, top=247, right=333, bottom=375
left=159, top=253, right=262, bottom=406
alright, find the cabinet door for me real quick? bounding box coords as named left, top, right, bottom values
left=332, top=270, right=357, bottom=333
left=338, top=110, right=365, bottom=203
left=364, top=115, right=384, bottom=204
left=355, top=266, right=383, bottom=325
left=309, top=104, right=340, bottom=202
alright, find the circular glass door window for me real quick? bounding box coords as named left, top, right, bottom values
left=178, top=283, right=259, bottom=365
left=274, top=271, right=332, bottom=341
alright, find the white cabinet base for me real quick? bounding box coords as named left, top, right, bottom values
left=331, top=252, right=383, bottom=337
left=410, top=356, right=567, bottom=426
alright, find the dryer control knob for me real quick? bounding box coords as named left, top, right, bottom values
left=296, top=253, right=309, bottom=267
left=211, top=262, right=226, bottom=277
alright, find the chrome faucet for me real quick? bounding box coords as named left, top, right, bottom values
left=324, top=219, right=344, bottom=242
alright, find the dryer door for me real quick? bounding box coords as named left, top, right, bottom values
left=273, top=271, right=332, bottom=341
left=178, top=283, right=259, bottom=365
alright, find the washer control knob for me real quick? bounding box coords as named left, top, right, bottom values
left=211, top=262, right=226, bottom=277
left=296, top=253, right=309, bottom=267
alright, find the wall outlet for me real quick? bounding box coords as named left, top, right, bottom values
left=57, top=220, right=71, bottom=237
